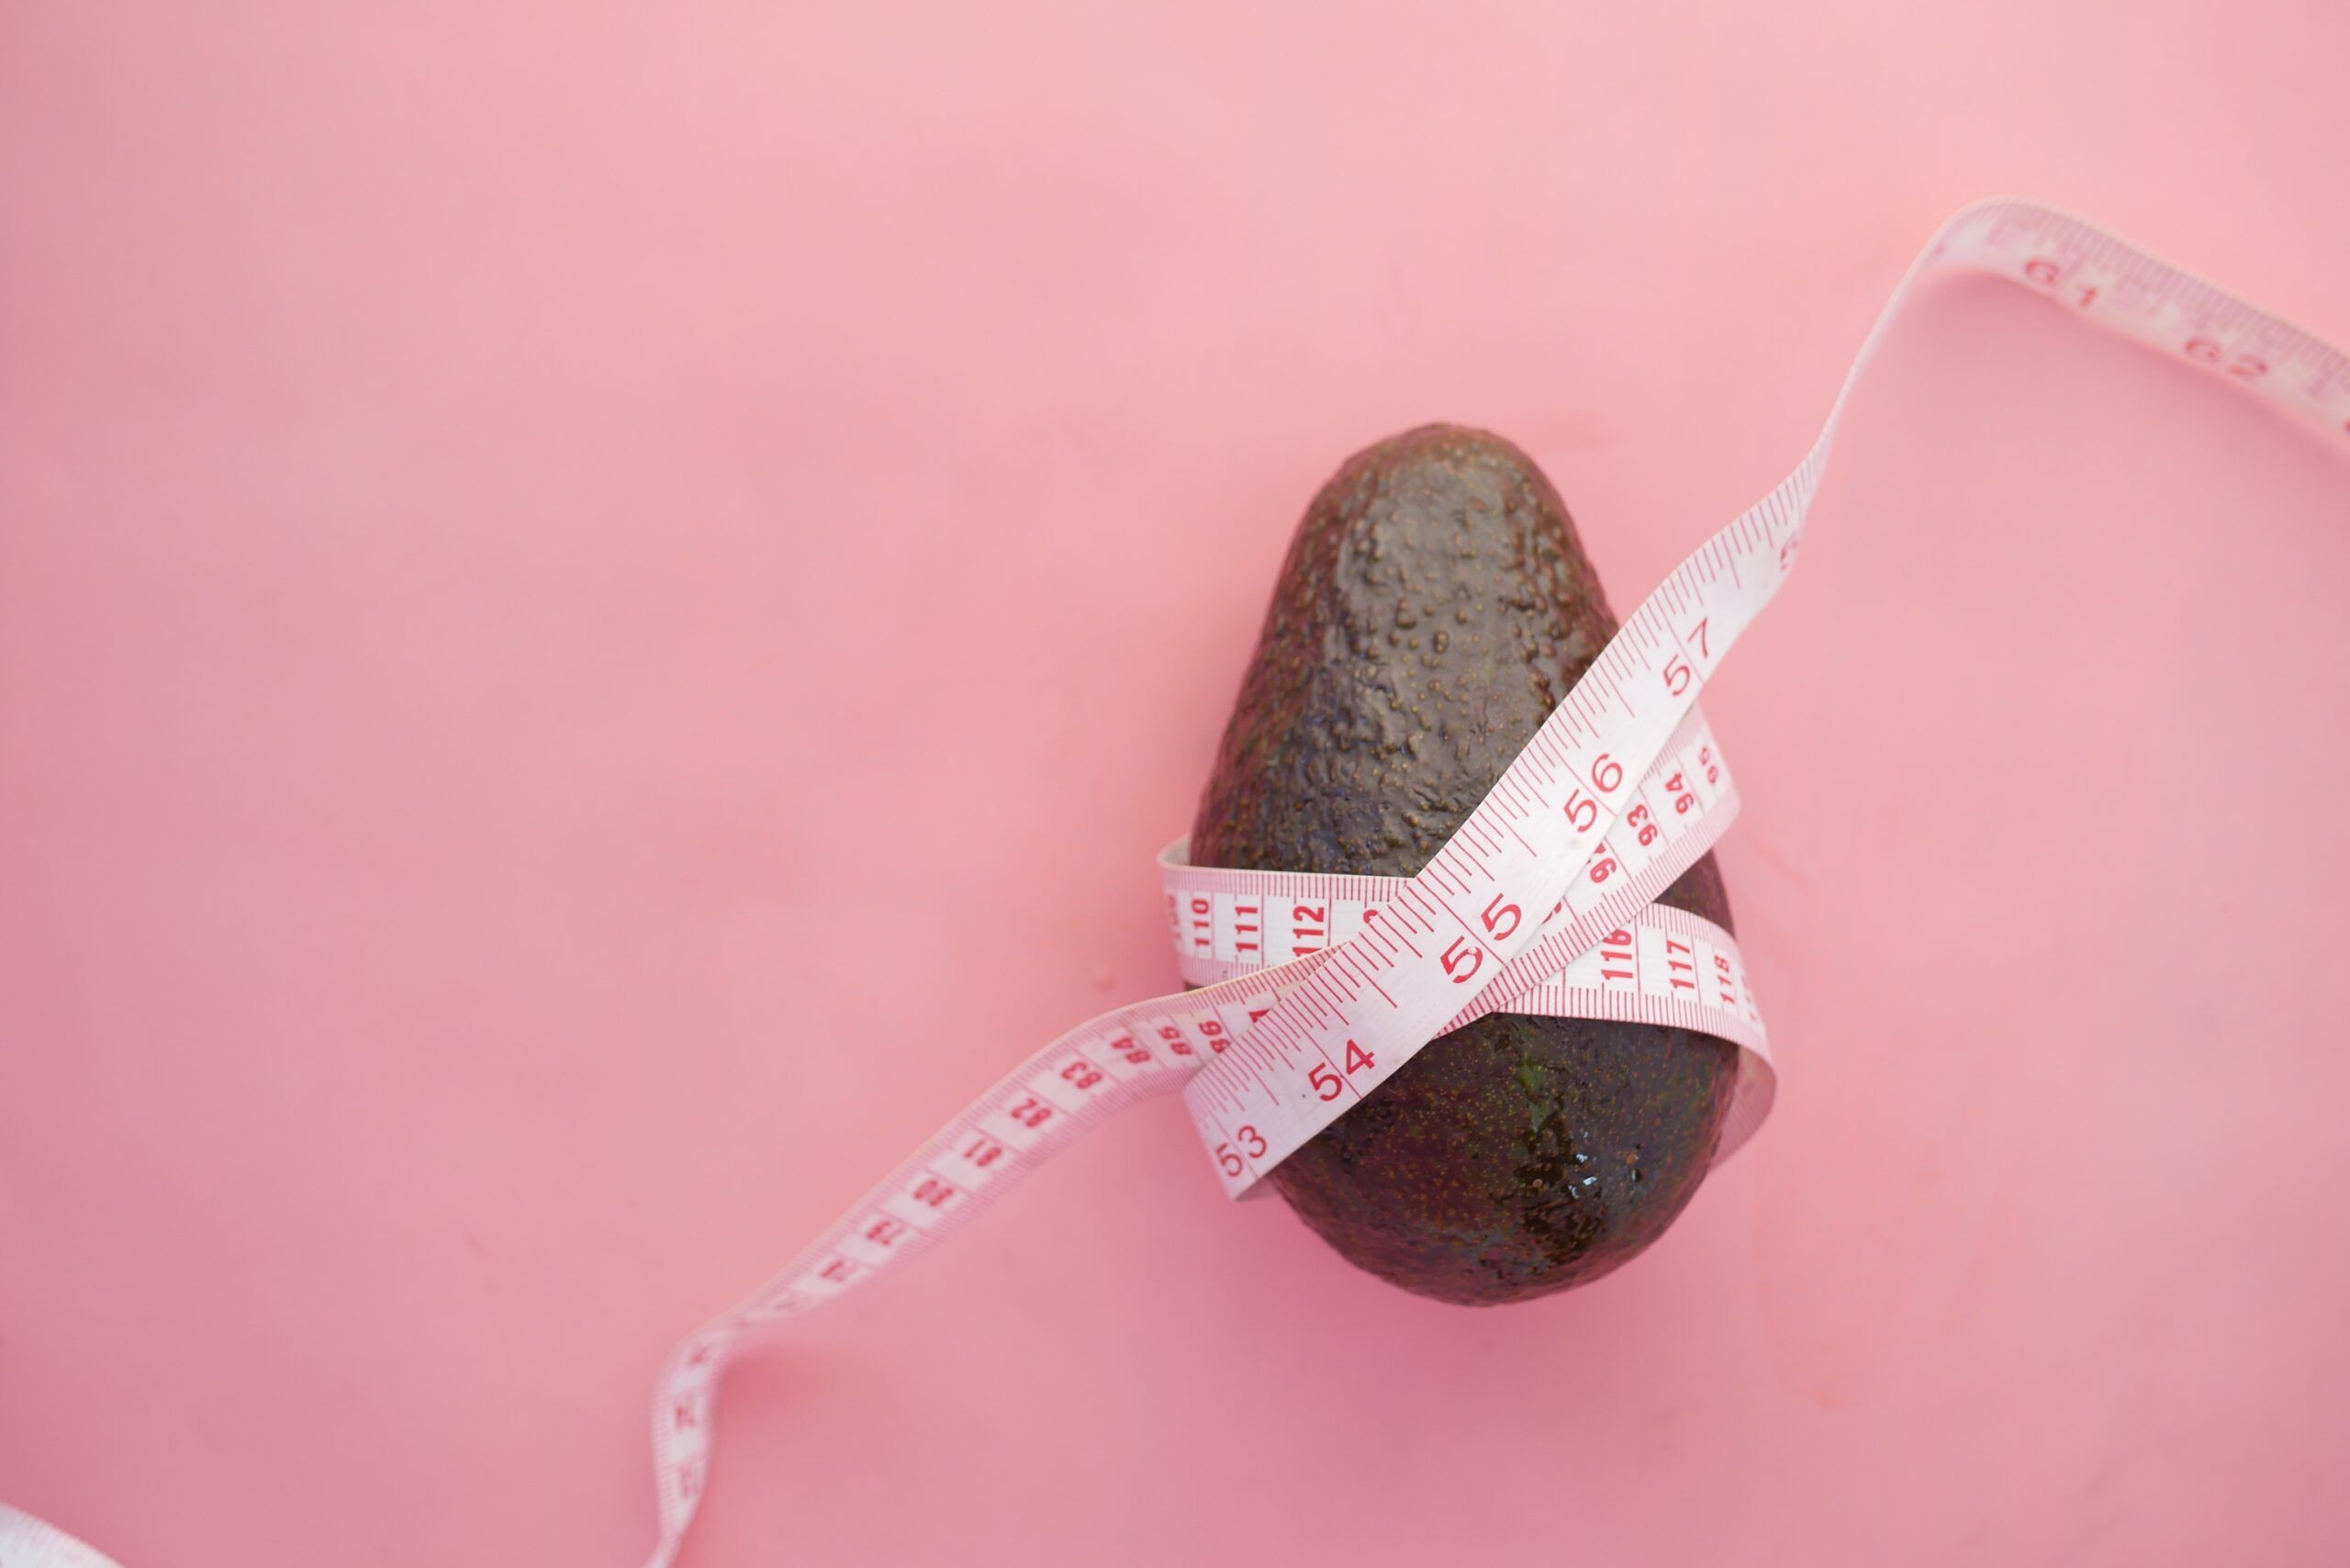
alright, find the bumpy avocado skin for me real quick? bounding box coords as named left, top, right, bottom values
left=1191, top=424, right=1740, bottom=1306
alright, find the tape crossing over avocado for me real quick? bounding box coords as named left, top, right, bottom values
left=1191, top=425, right=1740, bottom=1305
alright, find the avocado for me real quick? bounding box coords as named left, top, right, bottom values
left=1192, top=424, right=1740, bottom=1305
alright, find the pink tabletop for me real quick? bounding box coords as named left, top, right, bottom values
left=5, top=5, right=2346, bottom=1565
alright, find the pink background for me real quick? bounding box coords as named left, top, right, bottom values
left=5, top=5, right=2347, bottom=1565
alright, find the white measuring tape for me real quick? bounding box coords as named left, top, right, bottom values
left=0, top=1506, right=124, bottom=1568
left=1157, top=727, right=1768, bottom=1070
left=636, top=197, right=2349, bottom=1566
left=3, top=200, right=2341, bottom=1567
left=1164, top=708, right=1774, bottom=1189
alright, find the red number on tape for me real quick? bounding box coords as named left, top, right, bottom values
left=1600, top=928, right=1635, bottom=982
left=1313, top=1036, right=1380, bottom=1100
left=1481, top=893, right=1522, bottom=942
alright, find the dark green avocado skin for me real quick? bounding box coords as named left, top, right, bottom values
left=1191, top=424, right=1740, bottom=1306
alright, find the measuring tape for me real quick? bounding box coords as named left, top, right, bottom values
left=0, top=1506, right=125, bottom=1568
left=2, top=199, right=2341, bottom=1567
left=637, top=197, right=2349, bottom=1567
left=1164, top=709, right=1774, bottom=1188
